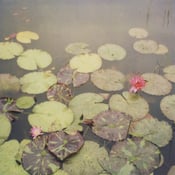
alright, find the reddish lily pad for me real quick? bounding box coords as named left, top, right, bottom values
left=73, top=71, right=89, bottom=87
left=163, top=65, right=175, bottom=83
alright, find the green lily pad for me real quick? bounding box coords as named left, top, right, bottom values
left=69, top=92, right=108, bottom=119
left=0, top=42, right=24, bottom=60
left=28, top=101, right=74, bottom=132
left=92, top=110, right=131, bottom=141
left=20, top=71, right=57, bottom=94
left=129, top=114, right=173, bottom=147
left=109, top=91, right=149, bottom=121
left=63, top=141, right=108, bottom=175
left=91, top=69, right=126, bottom=91
left=16, top=96, right=35, bottom=109
left=22, top=135, right=61, bottom=175
left=65, top=42, right=90, bottom=55
left=128, top=27, right=148, bottom=39
left=17, top=49, right=52, bottom=70
left=0, top=114, right=11, bottom=145
left=97, top=44, right=127, bottom=61
left=52, top=169, right=69, bottom=175
left=141, top=73, right=172, bottom=95
left=69, top=53, right=102, bottom=73
left=163, top=65, right=175, bottom=83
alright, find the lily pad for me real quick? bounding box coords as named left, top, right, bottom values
left=163, top=65, right=175, bottom=83
left=129, top=114, right=173, bottom=147
left=141, top=73, right=172, bottom=95
left=69, top=92, right=108, bottom=119
left=63, top=141, right=108, bottom=175
left=48, top=131, right=84, bottom=160
left=133, top=40, right=158, bottom=54
left=65, top=42, right=90, bottom=55
left=0, top=42, right=24, bottom=60
left=168, top=166, right=175, bottom=175
left=16, top=31, right=39, bottom=43
left=97, top=44, right=127, bottom=61
left=17, top=49, right=52, bottom=70
left=160, top=95, right=175, bottom=122
left=73, top=71, right=89, bottom=87
left=52, top=169, right=69, bottom=175
left=128, top=27, right=148, bottom=39
left=91, top=69, right=126, bottom=91
left=92, top=110, right=131, bottom=141
left=28, top=101, right=74, bottom=132
left=22, top=135, right=61, bottom=175
left=20, top=71, right=57, bottom=94
left=16, top=96, right=35, bottom=109
left=154, top=44, right=168, bottom=55
left=69, top=53, right=102, bottom=73
left=109, top=91, right=149, bottom=121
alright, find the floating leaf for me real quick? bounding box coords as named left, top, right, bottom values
left=163, top=65, right=175, bottom=83
left=69, top=53, right=102, bottom=73
left=141, top=73, right=172, bottom=95
left=97, top=44, right=127, bottom=61
left=0, top=42, right=24, bottom=60
left=73, top=71, right=89, bottom=87
left=92, top=110, right=131, bottom=141
left=16, top=96, right=35, bottom=109
left=65, top=42, right=90, bottom=55
left=129, top=114, right=173, bottom=147
left=17, top=49, right=52, bottom=70
left=168, top=166, right=175, bottom=175
left=16, top=31, right=39, bottom=43
left=154, top=44, right=168, bottom=55
left=48, top=131, right=84, bottom=160
left=63, top=141, right=108, bottom=175
left=69, top=92, right=108, bottom=119
left=28, top=101, right=74, bottom=132
left=20, top=71, right=57, bottom=94
left=91, top=69, right=126, bottom=91
left=133, top=40, right=158, bottom=54
left=109, top=91, right=149, bottom=121
left=52, top=169, right=69, bottom=175
left=22, top=136, right=61, bottom=175
left=128, top=27, right=148, bottom=39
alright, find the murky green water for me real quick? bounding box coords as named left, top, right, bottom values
left=0, top=0, right=175, bottom=174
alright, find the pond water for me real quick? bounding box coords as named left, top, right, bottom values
left=0, top=0, right=175, bottom=175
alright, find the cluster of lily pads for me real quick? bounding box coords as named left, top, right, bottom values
left=0, top=28, right=175, bottom=175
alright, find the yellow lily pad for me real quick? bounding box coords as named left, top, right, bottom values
left=128, top=27, right=148, bottom=39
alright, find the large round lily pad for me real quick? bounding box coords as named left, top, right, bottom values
left=109, top=91, right=149, bottom=121
left=20, top=71, right=57, bottom=94
left=163, top=65, right=175, bottom=83
left=141, top=73, right=172, bottom=95
left=0, top=42, right=24, bottom=60
left=69, top=92, right=108, bottom=119
left=17, top=49, right=52, bottom=70
left=69, top=53, right=102, bottom=73
left=128, top=27, right=148, bottom=39
left=91, top=69, right=126, bottom=91
left=63, top=141, right=108, bottom=175
left=28, top=101, right=74, bottom=132
left=97, top=44, right=127, bottom=61
left=92, top=110, right=131, bottom=141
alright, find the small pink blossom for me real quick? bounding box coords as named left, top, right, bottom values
left=30, top=126, right=42, bottom=139
left=129, top=75, right=146, bottom=93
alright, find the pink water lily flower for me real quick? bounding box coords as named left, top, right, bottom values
left=129, top=75, right=146, bottom=93
left=30, top=126, right=43, bottom=139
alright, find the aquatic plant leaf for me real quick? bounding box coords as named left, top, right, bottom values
left=69, top=92, right=108, bottom=119
left=63, top=141, right=108, bottom=175
left=28, top=101, right=74, bottom=132
left=92, top=110, right=131, bottom=141
left=47, top=83, right=73, bottom=105
left=48, top=131, right=84, bottom=160
left=128, top=27, right=148, bottom=39
left=73, top=71, right=89, bottom=87
left=129, top=114, right=173, bottom=147
left=163, top=65, right=175, bottom=83
left=109, top=91, right=149, bottom=121
left=97, top=44, right=127, bottom=61
left=91, top=69, right=126, bottom=91
left=17, top=49, right=52, bottom=70
left=65, top=42, right=90, bottom=55
left=69, top=53, right=102, bottom=73
left=16, top=31, right=39, bottom=43
left=0, top=42, right=24, bottom=60
left=154, top=44, right=168, bottom=55
left=0, top=74, right=20, bottom=95
left=133, top=40, right=158, bottom=54
left=167, top=166, right=175, bottom=175
left=160, top=95, right=175, bottom=122
left=110, top=138, right=161, bottom=175
left=16, top=96, right=35, bottom=109
left=0, top=114, right=11, bottom=144
left=52, top=169, right=69, bottom=175
left=141, top=73, right=172, bottom=95
left=20, top=71, right=57, bottom=94
left=22, top=136, right=61, bottom=175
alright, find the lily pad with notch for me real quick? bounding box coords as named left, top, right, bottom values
left=163, top=65, right=175, bottom=83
